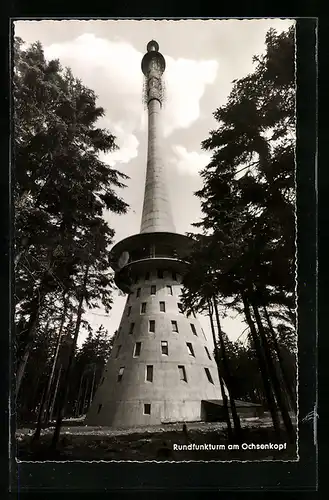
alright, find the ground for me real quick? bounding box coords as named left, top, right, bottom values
left=16, top=414, right=297, bottom=461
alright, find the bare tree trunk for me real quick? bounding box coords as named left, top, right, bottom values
left=242, top=292, right=282, bottom=437
left=82, top=379, right=90, bottom=416
left=263, top=304, right=297, bottom=413
left=33, top=294, right=69, bottom=441
left=207, top=299, right=233, bottom=440
left=251, top=300, right=296, bottom=443
left=89, top=364, right=97, bottom=409
left=16, top=291, right=47, bottom=395
left=49, top=365, right=62, bottom=422
left=51, top=264, right=89, bottom=450
left=75, top=372, right=85, bottom=417
left=212, top=297, right=242, bottom=441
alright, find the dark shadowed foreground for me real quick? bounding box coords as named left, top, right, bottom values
left=16, top=415, right=297, bottom=461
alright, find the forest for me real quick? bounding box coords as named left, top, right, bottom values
left=14, top=26, right=296, bottom=451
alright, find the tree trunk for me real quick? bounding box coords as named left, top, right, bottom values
left=263, top=304, right=297, bottom=413
left=82, top=379, right=90, bottom=416
left=212, top=297, right=242, bottom=441
left=50, top=264, right=89, bottom=450
left=75, top=372, right=85, bottom=417
left=89, top=364, right=97, bottom=409
left=33, top=294, right=69, bottom=440
left=241, top=292, right=282, bottom=437
left=207, top=299, right=233, bottom=440
left=16, top=290, right=47, bottom=395
left=251, top=299, right=296, bottom=443
left=49, top=365, right=62, bottom=422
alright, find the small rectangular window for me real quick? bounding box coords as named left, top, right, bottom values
left=151, top=285, right=156, bottom=295
left=127, top=292, right=132, bottom=303
left=115, top=345, right=122, bottom=357
left=117, top=367, right=125, bottom=382
left=171, top=320, right=178, bottom=333
left=134, top=342, right=142, bottom=357
left=178, top=303, right=184, bottom=313
left=149, top=320, right=155, bottom=333
left=202, top=328, right=207, bottom=341
left=172, top=271, right=177, bottom=281
left=161, top=341, right=168, bottom=355
left=157, top=269, right=164, bottom=279
left=204, top=346, right=211, bottom=360
left=145, top=272, right=150, bottom=280
left=129, top=323, right=135, bottom=334
left=141, top=302, right=147, bottom=313
left=178, top=365, right=187, bottom=382
left=186, top=342, right=195, bottom=357
left=136, top=288, right=141, bottom=298
left=127, top=306, right=132, bottom=317
left=166, top=285, right=173, bottom=295
left=144, top=403, right=151, bottom=415
left=146, top=365, right=153, bottom=382
left=190, top=323, right=197, bottom=335
left=159, top=301, right=166, bottom=312
left=205, top=367, right=214, bottom=384
left=97, top=404, right=102, bottom=414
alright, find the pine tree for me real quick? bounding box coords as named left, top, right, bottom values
left=14, top=37, right=129, bottom=396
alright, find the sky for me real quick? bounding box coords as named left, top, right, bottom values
left=14, top=18, right=295, bottom=348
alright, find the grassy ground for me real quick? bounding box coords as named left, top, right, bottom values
left=16, top=416, right=297, bottom=462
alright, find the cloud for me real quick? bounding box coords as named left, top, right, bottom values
left=171, top=145, right=212, bottom=176
left=43, top=33, right=218, bottom=144
left=163, top=57, right=218, bottom=136
left=98, top=121, right=139, bottom=167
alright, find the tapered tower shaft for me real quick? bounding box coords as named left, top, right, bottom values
left=140, top=40, right=175, bottom=233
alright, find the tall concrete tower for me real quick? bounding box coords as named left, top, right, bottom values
left=86, top=41, right=224, bottom=428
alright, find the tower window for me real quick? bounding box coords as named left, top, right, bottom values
left=151, top=285, right=156, bottom=295
left=178, top=303, right=184, bottom=313
left=166, top=285, right=173, bottom=295
left=159, top=301, right=166, bottom=312
left=141, top=302, right=147, bottom=314
left=190, top=323, right=197, bottom=335
left=157, top=269, right=164, bottom=279
left=117, top=367, right=125, bottom=382
left=136, top=288, right=141, bottom=298
left=127, top=306, right=132, bottom=317
left=145, top=271, right=150, bottom=280
left=172, top=271, right=177, bottom=281
left=129, top=323, right=135, bottom=334
left=161, top=341, right=168, bottom=355
left=115, top=345, right=122, bottom=357
left=144, top=403, right=151, bottom=415
left=146, top=365, right=153, bottom=382
left=205, top=367, right=214, bottom=384
left=202, top=328, right=207, bottom=341
left=171, top=320, right=178, bottom=333
left=205, top=346, right=211, bottom=360
left=149, top=320, right=155, bottom=333
left=97, top=404, right=102, bottom=414
left=186, top=342, right=195, bottom=357
left=134, top=342, right=142, bottom=357
left=178, top=365, right=187, bottom=382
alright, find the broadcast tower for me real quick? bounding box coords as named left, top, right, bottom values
left=86, top=41, right=224, bottom=428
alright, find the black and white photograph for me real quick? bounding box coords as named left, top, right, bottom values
left=13, top=18, right=299, bottom=463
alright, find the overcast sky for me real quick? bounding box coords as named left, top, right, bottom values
left=14, top=19, right=295, bottom=348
